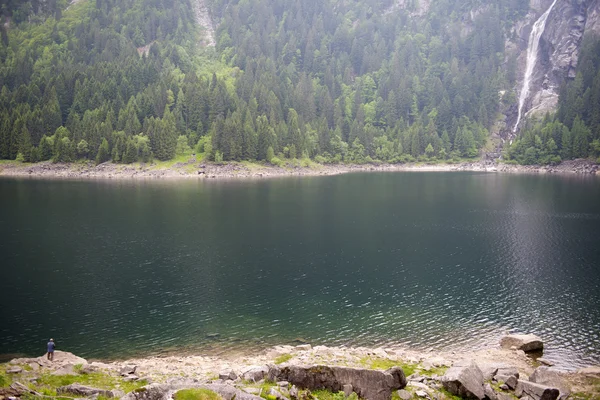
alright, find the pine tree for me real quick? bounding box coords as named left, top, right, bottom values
left=96, top=138, right=110, bottom=165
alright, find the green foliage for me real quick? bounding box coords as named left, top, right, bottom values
left=0, top=0, right=519, bottom=166
left=34, top=372, right=147, bottom=396
left=508, top=34, right=600, bottom=165
left=311, top=390, right=358, bottom=400
left=174, top=388, right=223, bottom=400
left=96, top=138, right=110, bottom=165
left=358, top=357, right=416, bottom=376
left=274, top=354, right=293, bottom=364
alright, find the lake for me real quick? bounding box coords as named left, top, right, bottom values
left=1, top=172, right=599, bottom=369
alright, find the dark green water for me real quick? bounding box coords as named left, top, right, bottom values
left=1, top=172, right=599, bottom=369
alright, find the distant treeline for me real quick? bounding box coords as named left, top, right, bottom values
left=5, top=0, right=590, bottom=166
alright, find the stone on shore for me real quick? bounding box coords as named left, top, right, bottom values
left=268, top=365, right=406, bottom=400
left=219, top=369, right=238, bottom=381
left=515, top=380, right=560, bottom=400
left=242, top=365, right=269, bottom=382
left=483, top=383, right=497, bottom=400
left=5, top=367, right=22, bottom=374
left=500, top=334, right=544, bottom=352
left=122, top=383, right=263, bottom=400
left=476, top=361, right=519, bottom=380
left=57, top=383, right=116, bottom=398
left=397, top=389, right=412, bottom=400
left=529, top=367, right=570, bottom=400
left=441, top=360, right=485, bottom=399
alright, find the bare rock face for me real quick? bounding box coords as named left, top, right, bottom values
left=475, top=361, right=519, bottom=381
left=242, top=365, right=269, bottom=382
left=522, top=0, right=600, bottom=119
left=122, top=383, right=263, bottom=400
left=57, top=383, right=116, bottom=398
left=529, top=367, right=571, bottom=400
left=268, top=365, right=407, bottom=400
left=515, top=380, right=560, bottom=400
left=500, top=334, right=544, bottom=352
left=441, top=360, right=485, bottom=400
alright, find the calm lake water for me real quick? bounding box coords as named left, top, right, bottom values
left=1, top=172, right=599, bottom=369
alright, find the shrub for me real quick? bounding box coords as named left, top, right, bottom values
left=174, top=388, right=223, bottom=400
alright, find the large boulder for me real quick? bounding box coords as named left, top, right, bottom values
left=529, top=367, right=570, bottom=400
left=441, top=360, right=485, bottom=400
left=122, top=383, right=263, bottom=400
left=242, top=365, right=269, bottom=382
left=268, top=365, right=406, bottom=400
left=515, top=381, right=560, bottom=400
left=57, top=383, right=116, bottom=398
left=473, top=359, right=520, bottom=381
left=475, top=361, right=519, bottom=381
left=499, top=334, right=544, bottom=352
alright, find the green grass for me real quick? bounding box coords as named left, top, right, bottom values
left=174, top=388, right=223, bottom=400
left=311, top=389, right=348, bottom=400
left=34, top=372, right=147, bottom=396
left=419, top=366, right=448, bottom=377
left=438, top=388, right=465, bottom=400
left=0, top=370, right=11, bottom=387
left=274, top=354, right=293, bottom=365
left=358, top=357, right=416, bottom=376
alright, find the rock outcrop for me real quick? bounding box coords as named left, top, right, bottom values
left=529, top=366, right=571, bottom=400
left=500, top=334, right=544, bottom=352
left=57, top=383, right=118, bottom=398
left=268, top=365, right=407, bottom=400
left=515, top=380, right=560, bottom=400
left=441, top=360, right=485, bottom=399
left=512, top=0, right=600, bottom=123
left=121, top=383, right=264, bottom=400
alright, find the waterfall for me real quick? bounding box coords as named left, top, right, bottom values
left=513, top=0, right=559, bottom=132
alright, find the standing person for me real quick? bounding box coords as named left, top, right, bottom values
left=47, top=338, right=55, bottom=361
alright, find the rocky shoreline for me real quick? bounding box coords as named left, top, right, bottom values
left=0, top=158, right=598, bottom=180
left=2, top=337, right=599, bottom=400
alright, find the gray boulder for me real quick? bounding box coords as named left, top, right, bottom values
left=120, top=365, right=138, bottom=376
left=242, top=365, right=269, bottom=382
left=397, top=389, right=412, bottom=400
left=499, top=334, right=544, bottom=352
left=268, top=365, right=406, bottom=400
left=476, top=361, right=519, bottom=380
left=268, top=387, right=289, bottom=400
left=494, top=374, right=517, bottom=390
left=484, top=383, right=497, bottom=400
left=515, top=380, right=560, bottom=400
left=441, top=360, right=485, bottom=399
left=122, top=383, right=263, bottom=400
left=53, top=363, right=76, bottom=376
left=57, top=383, right=115, bottom=398
left=529, top=367, right=570, bottom=400
left=219, top=370, right=238, bottom=381
left=6, top=367, right=22, bottom=374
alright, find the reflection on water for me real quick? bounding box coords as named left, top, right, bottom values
left=0, top=173, right=599, bottom=369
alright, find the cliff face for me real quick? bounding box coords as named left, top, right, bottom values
left=513, top=0, right=600, bottom=126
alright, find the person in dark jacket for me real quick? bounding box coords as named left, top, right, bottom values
left=47, top=338, right=55, bottom=361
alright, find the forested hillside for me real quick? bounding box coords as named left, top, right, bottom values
left=0, top=0, right=596, bottom=166
left=505, top=35, right=600, bottom=164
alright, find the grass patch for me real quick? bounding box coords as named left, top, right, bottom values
left=174, top=388, right=223, bottom=400
left=419, top=366, right=448, bottom=377
left=311, top=389, right=356, bottom=400
left=438, top=388, right=465, bottom=400
left=274, top=354, right=293, bottom=365
left=34, top=372, right=147, bottom=396
left=0, top=370, right=11, bottom=388
left=358, top=357, right=416, bottom=376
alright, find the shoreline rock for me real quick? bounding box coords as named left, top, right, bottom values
left=3, top=345, right=599, bottom=400
left=0, top=158, right=597, bottom=181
